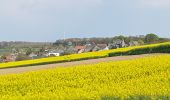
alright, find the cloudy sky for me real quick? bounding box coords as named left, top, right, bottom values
left=0, top=0, right=170, bottom=42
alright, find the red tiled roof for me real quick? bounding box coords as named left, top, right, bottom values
left=75, top=46, right=86, bottom=50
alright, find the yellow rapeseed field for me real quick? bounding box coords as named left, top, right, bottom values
left=0, top=55, right=169, bottom=99
left=0, top=42, right=170, bottom=69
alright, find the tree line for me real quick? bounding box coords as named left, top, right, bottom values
left=54, top=33, right=170, bottom=46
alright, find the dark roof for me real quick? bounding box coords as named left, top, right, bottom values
left=84, top=45, right=95, bottom=52
left=97, top=44, right=107, bottom=49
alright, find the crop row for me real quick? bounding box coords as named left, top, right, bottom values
left=0, top=55, right=169, bottom=99
left=0, top=42, right=170, bottom=68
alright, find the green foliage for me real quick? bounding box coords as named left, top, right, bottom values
left=114, top=35, right=125, bottom=40
left=0, top=42, right=170, bottom=69
left=145, top=33, right=159, bottom=43
left=1, top=54, right=7, bottom=60
left=138, top=39, right=144, bottom=45
left=25, top=48, right=32, bottom=56
left=16, top=54, right=31, bottom=61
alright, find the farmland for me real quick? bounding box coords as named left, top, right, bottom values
left=0, top=54, right=169, bottom=99
left=0, top=42, right=170, bottom=69
left=0, top=54, right=157, bottom=75
left=1, top=0, right=170, bottom=99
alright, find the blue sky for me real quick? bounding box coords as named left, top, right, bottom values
left=0, top=0, right=170, bottom=42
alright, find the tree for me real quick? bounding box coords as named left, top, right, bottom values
left=124, top=37, right=133, bottom=44
left=39, top=47, right=45, bottom=52
left=138, top=39, right=144, bottom=45
left=114, top=35, right=125, bottom=40
left=26, top=48, right=32, bottom=56
left=145, top=33, right=159, bottom=43
left=1, top=54, right=7, bottom=60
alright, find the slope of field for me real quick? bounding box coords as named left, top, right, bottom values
left=1, top=42, right=170, bottom=69
left=0, top=54, right=159, bottom=75
left=0, top=55, right=169, bottom=99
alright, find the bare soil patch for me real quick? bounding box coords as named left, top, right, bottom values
left=0, top=53, right=166, bottom=75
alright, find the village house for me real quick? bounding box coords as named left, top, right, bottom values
left=29, top=53, right=38, bottom=59
left=75, top=40, right=128, bottom=54
left=83, top=45, right=95, bottom=52
left=2, top=54, right=17, bottom=62
left=109, top=39, right=126, bottom=49
left=75, top=46, right=86, bottom=54
left=46, top=50, right=64, bottom=57
left=75, top=43, right=109, bottom=53
left=92, top=44, right=109, bottom=51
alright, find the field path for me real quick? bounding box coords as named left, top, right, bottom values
left=0, top=54, right=166, bottom=75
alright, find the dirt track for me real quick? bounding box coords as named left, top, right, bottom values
left=0, top=54, right=165, bottom=75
